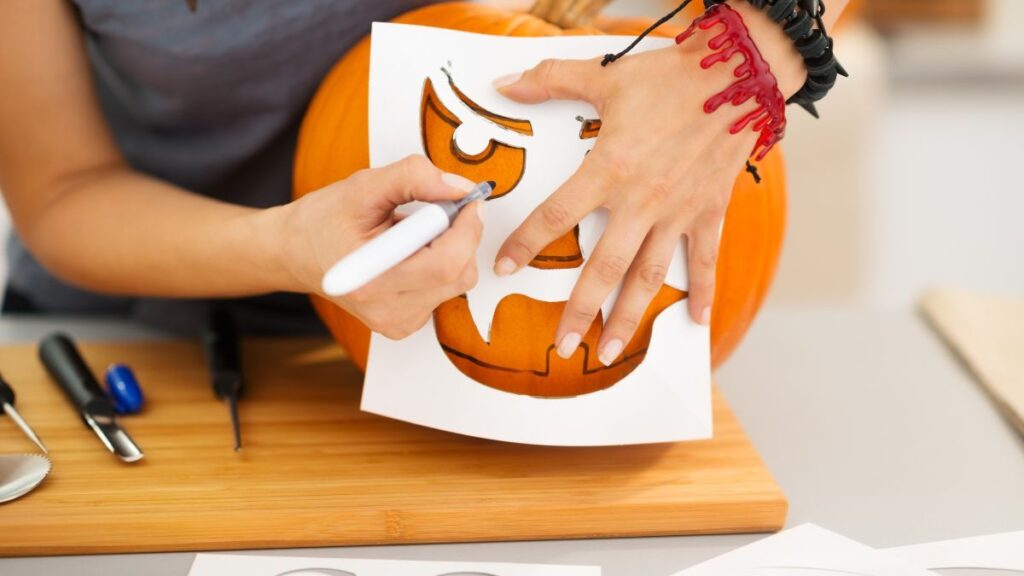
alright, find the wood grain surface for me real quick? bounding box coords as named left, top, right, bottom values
left=0, top=338, right=785, bottom=556
left=921, top=289, right=1024, bottom=437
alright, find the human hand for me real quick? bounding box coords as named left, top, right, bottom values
left=279, top=155, right=483, bottom=339
left=491, top=0, right=805, bottom=366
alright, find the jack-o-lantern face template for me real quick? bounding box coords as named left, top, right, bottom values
left=421, top=71, right=686, bottom=398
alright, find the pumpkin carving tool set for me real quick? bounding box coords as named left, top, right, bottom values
left=39, top=333, right=144, bottom=463
left=0, top=454, right=51, bottom=504
left=203, top=307, right=245, bottom=452
left=0, top=374, right=48, bottom=454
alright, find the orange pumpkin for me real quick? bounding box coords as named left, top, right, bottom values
left=417, top=68, right=688, bottom=397
left=293, top=1, right=786, bottom=393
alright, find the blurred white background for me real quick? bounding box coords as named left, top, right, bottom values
left=1, top=0, right=1021, bottom=310
left=608, top=0, right=1024, bottom=309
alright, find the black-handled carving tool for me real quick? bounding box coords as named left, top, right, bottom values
left=38, top=333, right=144, bottom=463
left=203, top=308, right=244, bottom=452
left=0, top=375, right=48, bottom=454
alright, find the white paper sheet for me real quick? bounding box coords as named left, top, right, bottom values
left=188, top=554, right=599, bottom=576
left=883, top=531, right=1024, bottom=571
left=672, top=524, right=938, bottom=576
left=362, top=23, right=711, bottom=446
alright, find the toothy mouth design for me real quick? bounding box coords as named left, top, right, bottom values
left=433, top=286, right=685, bottom=397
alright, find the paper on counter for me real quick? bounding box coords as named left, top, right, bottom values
left=883, top=530, right=1024, bottom=571
left=188, top=553, right=600, bottom=576
left=363, top=22, right=711, bottom=446
left=671, top=524, right=938, bottom=576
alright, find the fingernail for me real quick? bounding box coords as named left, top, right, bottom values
left=598, top=338, right=624, bottom=367
left=557, top=332, right=582, bottom=360
left=441, top=172, right=475, bottom=193
left=494, top=257, right=517, bottom=277
left=700, top=306, right=711, bottom=326
left=493, top=72, right=521, bottom=89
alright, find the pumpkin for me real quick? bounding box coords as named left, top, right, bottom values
left=293, top=0, right=786, bottom=394
left=418, top=66, right=689, bottom=397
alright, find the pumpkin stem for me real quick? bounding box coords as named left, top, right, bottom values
left=529, top=0, right=614, bottom=27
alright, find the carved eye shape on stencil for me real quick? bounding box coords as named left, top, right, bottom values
left=420, top=78, right=527, bottom=200
left=442, top=69, right=533, bottom=137
left=419, top=76, right=585, bottom=270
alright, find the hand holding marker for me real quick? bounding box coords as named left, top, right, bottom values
left=321, top=180, right=493, bottom=296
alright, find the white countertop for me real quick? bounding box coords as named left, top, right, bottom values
left=1, top=305, right=1022, bottom=575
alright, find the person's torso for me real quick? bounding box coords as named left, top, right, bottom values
left=6, top=0, right=441, bottom=333
left=76, top=0, right=439, bottom=204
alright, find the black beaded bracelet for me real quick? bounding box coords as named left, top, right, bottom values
left=600, top=0, right=847, bottom=118
left=703, top=0, right=847, bottom=118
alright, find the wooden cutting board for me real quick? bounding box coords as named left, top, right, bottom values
left=0, top=338, right=785, bottom=556
left=921, top=289, right=1024, bottom=437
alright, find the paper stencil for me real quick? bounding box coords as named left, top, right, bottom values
left=672, top=524, right=938, bottom=576
left=883, top=531, right=1024, bottom=572
left=188, top=553, right=599, bottom=576
left=363, top=23, right=711, bottom=446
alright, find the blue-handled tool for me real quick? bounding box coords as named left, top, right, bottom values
left=105, top=364, right=144, bottom=415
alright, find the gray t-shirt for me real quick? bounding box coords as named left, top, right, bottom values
left=6, top=0, right=439, bottom=333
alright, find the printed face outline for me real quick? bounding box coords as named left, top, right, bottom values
left=421, top=70, right=685, bottom=398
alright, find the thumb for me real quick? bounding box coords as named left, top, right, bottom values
left=493, top=58, right=602, bottom=104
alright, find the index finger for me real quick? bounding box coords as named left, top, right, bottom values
left=493, top=165, right=604, bottom=276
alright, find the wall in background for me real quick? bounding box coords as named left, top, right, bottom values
left=769, top=22, right=885, bottom=306
left=866, top=84, right=1024, bottom=307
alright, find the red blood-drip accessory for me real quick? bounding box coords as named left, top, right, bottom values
left=677, top=3, right=786, bottom=161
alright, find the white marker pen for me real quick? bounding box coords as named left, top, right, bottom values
left=321, top=180, right=494, bottom=297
